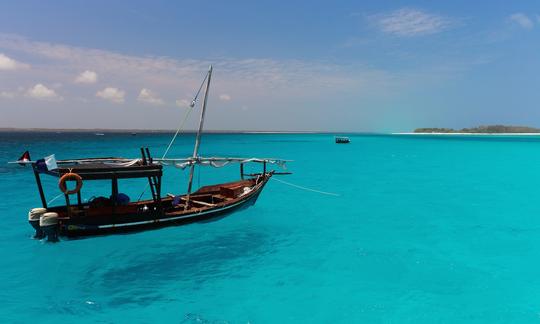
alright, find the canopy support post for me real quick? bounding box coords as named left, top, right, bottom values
left=111, top=177, right=118, bottom=217
left=111, top=178, right=118, bottom=204
left=141, top=148, right=157, bottom=201
left=64, top=194, right=71, bottom=217
left=146, top=147, right=160, bottom=203
left=156, top=175, right=163, bottom=215
left=140, top=148, right=147, bottom=165
left=240, top=163, right=244, bottom=180
left=32, top=165, right=47, bottom=208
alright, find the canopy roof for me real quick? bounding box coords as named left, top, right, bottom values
left=153, top=157, right=289, bottom=169
left=12, top=156, right=288, bottom=180
left=37, top=158, right=162, bottom=180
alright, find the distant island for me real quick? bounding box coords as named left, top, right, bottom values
left=413, top=125, right=540, bottom=134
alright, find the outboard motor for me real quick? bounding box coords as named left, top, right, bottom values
left=40, top=212, right=59, bottom=242
left=28, top=208, right=47, bottom=239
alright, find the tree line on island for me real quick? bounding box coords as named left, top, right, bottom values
left=414, top=125, right=540, bottom=134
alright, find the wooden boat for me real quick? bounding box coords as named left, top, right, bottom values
left=13, top=66, right=290, bottom=241
left=335, top=136, right=350, bottom=144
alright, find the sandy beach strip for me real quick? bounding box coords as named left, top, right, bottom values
left=392, top=132, right=540, bottom=136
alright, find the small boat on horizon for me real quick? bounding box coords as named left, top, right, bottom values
left=335, top=136, right=350, bottom=144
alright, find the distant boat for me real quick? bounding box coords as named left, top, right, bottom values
left=131, top=132, right=137, bottom=136
left=95, top=133, right=105, bottom=136
left=335, top=136, right=350, bottom=144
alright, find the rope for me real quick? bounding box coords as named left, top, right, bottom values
left=47, top=193, right=64, bottom=205
left=161, top=107, right=194, bottom=159
left=271, top=177, right=340, bottom=197
left=48, top=167, right=73, bottom=204
left=161, top=71, right=208, bottom=160
left=137, top=70, right=210, bottom=202
left=137, top=107, right=194, bottom=202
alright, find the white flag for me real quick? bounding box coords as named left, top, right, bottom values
left=44, top=154, right=58, bottom=171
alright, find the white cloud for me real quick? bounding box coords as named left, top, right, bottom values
left=96, top=87, right=125, bottom=103
left=26, top=83, right=62, bottom=100
left=137, top=88, right=164, bottom=105
left=509, top=13, right=534, bottom=29
left=0, top=53, right=30, bottom=70
left=370, top=8, right=452, bottom=37
left=0, top=33, right=492, bottom=132
left=75, top=70, right=98, bottom=84
left=219, top=94, right=231, bottom=101
left=0, top=34, right=371, bottom=94
left=0, top=91, right=16, bottom=99
left=0, top=33, right=436, bottom=127
left=175, top=99, right=191, bottom=108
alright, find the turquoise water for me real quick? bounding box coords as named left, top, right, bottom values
left=2, top=132, right=540, bottom=323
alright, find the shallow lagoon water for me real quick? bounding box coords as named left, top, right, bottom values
left=2, top=132, right=540, bottom=323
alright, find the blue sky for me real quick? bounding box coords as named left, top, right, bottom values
left=0, top=1, right=539, bottom=132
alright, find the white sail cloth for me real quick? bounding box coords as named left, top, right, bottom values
left=11, top=156, right=288, bottom=170
left=103, top=159, right=141, bottom=167
left=154, top=157, right=288, bottom=170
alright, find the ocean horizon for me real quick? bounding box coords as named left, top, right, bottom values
left=0, top=127, right=357, bottom=134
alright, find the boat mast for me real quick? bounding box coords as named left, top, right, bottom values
left=185, top=65, right=213, bottom=207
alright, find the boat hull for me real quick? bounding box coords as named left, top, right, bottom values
left=59, top=176, right=268, bottom=238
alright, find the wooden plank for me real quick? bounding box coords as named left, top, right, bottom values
left=179, top=196, right=216, bottom=207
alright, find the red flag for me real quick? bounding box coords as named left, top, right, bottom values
left=18, top=151, right=31, bottom=166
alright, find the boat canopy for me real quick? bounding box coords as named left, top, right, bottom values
left=12, top=156, right=288, bottom=177
left=153, top=157, right=289, bottom=169
left=33, top=158, right=162, bottom=180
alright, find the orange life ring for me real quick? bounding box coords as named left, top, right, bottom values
left=59, top=172, right=83, bottom=195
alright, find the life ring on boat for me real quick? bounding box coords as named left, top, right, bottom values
left=59, top=172, right=83, bottom=195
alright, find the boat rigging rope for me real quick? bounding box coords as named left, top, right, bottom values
left=160, top=106, right=194, bottom=159
left=270, top=177, right=340, bottom=197
left=137, top=70, right=210, bottom=202
left=48, top=167, right=76, bottom=204
left=47, top=193, right=64, bottom=205
left=161, top=72, right=208, bottom=160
